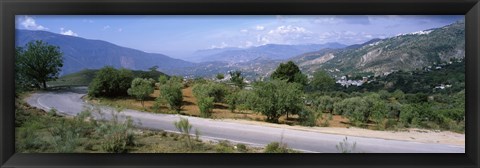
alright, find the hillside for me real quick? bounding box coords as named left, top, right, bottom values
left=192, top=43, right=347, bottom=63
left=345, top=58, right=465, bottom=94
left=172, top=19, right=465, bottom=80
left=16, top=29, right=194, bottom=76
left=293, top=19, right=465, bottom=77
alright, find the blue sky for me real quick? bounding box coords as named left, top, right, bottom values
left=16, top=15, right=463, bottom=59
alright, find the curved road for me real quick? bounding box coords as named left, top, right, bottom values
left=25, top=87, right=465, bottom=153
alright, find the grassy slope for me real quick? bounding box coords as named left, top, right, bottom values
left=48, top=69, right=98, bottom=86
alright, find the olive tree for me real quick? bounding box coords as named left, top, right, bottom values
left=88, top=67, right=134, bottom=97
left=313, top=96, right=335, bottom=113
left=192, top=83, right=216, bottom=118
left=229, top=71, right=245, bottom=89
left=334, top=97, right=369, bottom=126
left=16, top=40, right=63, bottom=89
left=226, top=89, right=257, bottom=113
left=309, top=70, right=335, bottom=91
left=252, top=80, right=303, bottom=123
left=365, top=93, right=389, bottom=128
left=159, top=78, right=183, bottom=113
left=127, top=78, right=155, bottom=107
left=158, top=75, right=168, bottom=85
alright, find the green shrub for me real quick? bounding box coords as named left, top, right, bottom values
left=192, top=82, right=228, bottom=103
left=264, top=142, right=290, bottom=153
left=334, top=97, right=369, bottom=126
left=215, top=140, right=235, bottom=153
left=298, top=110, right=317, bottom=127
left=226, top=89, right=258, bottom=113
left=229, top=71, right=246, bottom=89
left=159, top=79, right=183, bottom=113
left=127, top=78, right=155, bottom=107
left=236, top=143, right=248, bottom=153
left=88, top=67, right=134, bottom=97
left=399, top=104, right=416, bottom=125
left=225, top=92, right=238, bottom=113
left=216, top=73, right=225, bottom=80
left=365, top=94, right=389, bottom=127
left=16, top=119, right=48, bottom=152
left=198, top=96, right=214, bottom=118
left=101, top=131, right=129, bottom=153
left=309, top=70, right=335, bottom=91
left=192, top=83, right=223, bottom=118
left=313, top=96, right=335, bottom=113
left=158, top=75, right=168, bottom=85
left=383, top=119, right=398, bottom=130
left=47, top=110, right=96, bottom=152
left=50, top=125, right=80, bottom=153
left=97, top=114, right=135, bottom=153
left=174, top=117, right=193, bottom=148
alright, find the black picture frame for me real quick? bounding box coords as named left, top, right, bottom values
left=1, top=0, right=479, bottom=167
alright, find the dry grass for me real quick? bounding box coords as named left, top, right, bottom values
left=130, top=129, right=263, bottom=153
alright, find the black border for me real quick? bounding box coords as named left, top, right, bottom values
left=1, top=0, right=479, bottom=168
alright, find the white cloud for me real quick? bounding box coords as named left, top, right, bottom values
left=268, top=25, right=309, bottom=34
left=240, top=29, right=248, bottom=33
left=60, top=28, right=78, bottom=36
left=103, top=25, right=111, bottom=30
left=258, top=25, right=315, bottom=45
left=210, top=42, right=229, bottom=49
left=118, top=28, right=123, bottom=32
left=255, top=25, right=265, bottom=31
left=19, top=16, right=48, bottom=30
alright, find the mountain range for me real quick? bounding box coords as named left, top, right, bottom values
left=176, top=19, right=464, bottom=80
left=16, top=29, right=194, bottom=75
left=190, top=43, right=347, bottom=63
left=291, top=19, right=465, bottom=77
left=16, top=19, right=465, bottom=80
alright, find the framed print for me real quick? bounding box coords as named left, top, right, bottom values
left=1, top=0, right=479, bottom=168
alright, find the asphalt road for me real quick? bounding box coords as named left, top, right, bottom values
left=25, top=87, right=465, bottom=153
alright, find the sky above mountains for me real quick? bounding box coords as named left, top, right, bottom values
left=16, top=15, right=463, bottom=59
